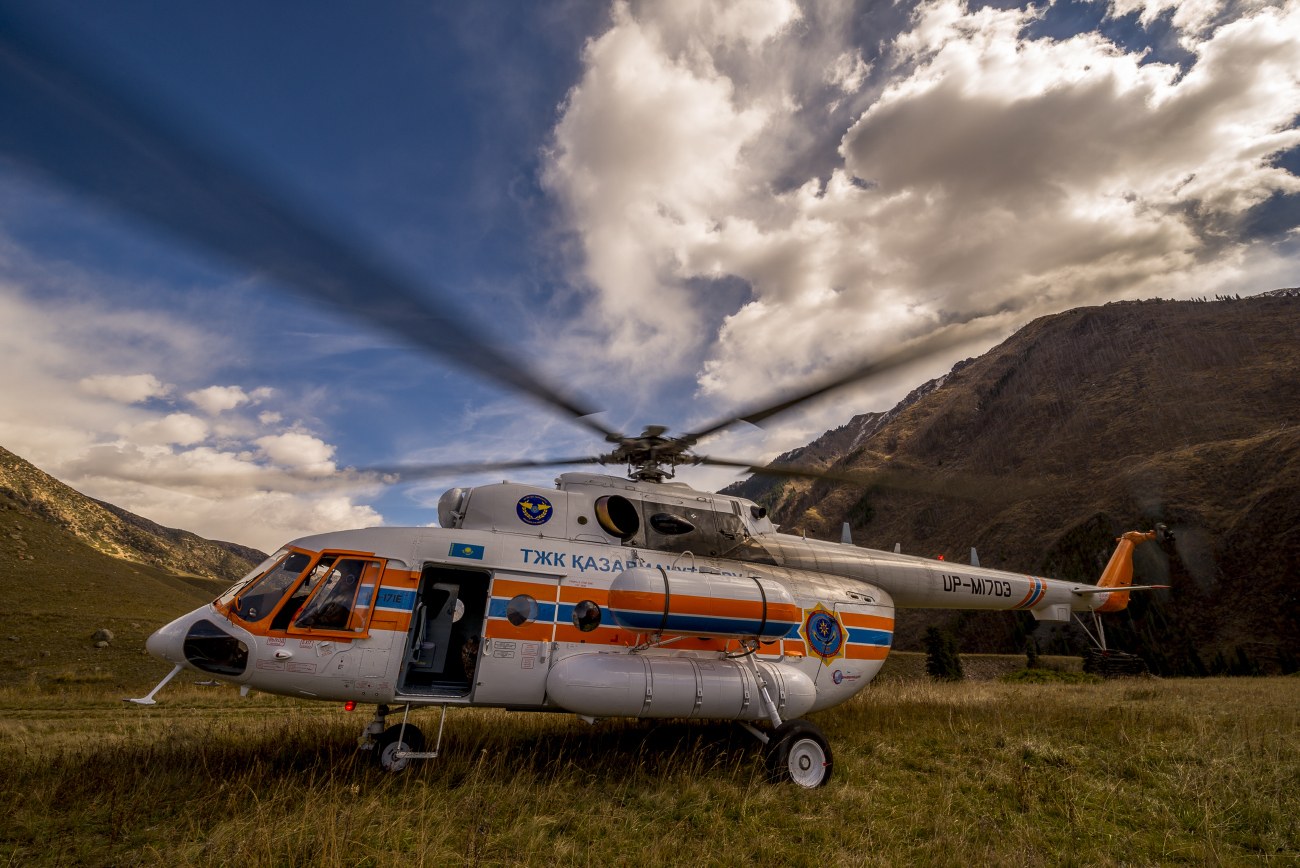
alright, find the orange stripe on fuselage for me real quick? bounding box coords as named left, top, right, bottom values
left=491, top=577, right=558, bottom=599
left=1012, top=577, right=1038, bottom=609
left=484, top=619, right=554, bottom=641
left=559, top=586, right=610, bottom=605
left=846, top=645, right=889, bottom=660
left=553, top=623, right=628, bottom=645
left=838, top=612, right=894, bottom=631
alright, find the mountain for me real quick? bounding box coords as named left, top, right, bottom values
left=0, top=446, right=269, bottom=687
left=724, top=293, right=1300, bottom=674
left=0, top=446, right=266, bottom=581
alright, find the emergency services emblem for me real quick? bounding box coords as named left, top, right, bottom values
left=801, top=603, right=845, bottom=666
left=516, top=494, right=553, bottom=526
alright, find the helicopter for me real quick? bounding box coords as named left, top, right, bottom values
left=0, top=13, right=1173, bottom=788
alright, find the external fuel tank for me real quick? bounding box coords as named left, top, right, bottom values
left=607, top=567, right=800, bottom=641
left=546, top=653, right=817, bottom=720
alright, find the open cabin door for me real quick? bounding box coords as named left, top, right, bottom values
left=397, top=566, right=489, bottom=698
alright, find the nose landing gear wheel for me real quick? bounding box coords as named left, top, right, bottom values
left=373, top=723, right=425, bottom=772
left=766, top=719, right=833, bottom=788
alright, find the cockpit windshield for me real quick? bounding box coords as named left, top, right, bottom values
left=217, top=548, right=289, bottom=607
left=234, top=551, right=313, bottom=622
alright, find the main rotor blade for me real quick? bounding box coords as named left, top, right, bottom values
left=358, top=456, right=604, bottom=483
left=684, top=325, right=995, bottom=445
left=0, top=14, right=617, bottom=441
left=697, top=455, right=1038, bottom=502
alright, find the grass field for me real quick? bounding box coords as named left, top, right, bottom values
left=2, top=675, right=1297, bottom=867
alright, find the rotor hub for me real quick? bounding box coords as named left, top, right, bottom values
left=598, top=426, right=700, bottom=482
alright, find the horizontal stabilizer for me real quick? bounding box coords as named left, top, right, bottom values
left=1073, top=584, right=1169, bottom=595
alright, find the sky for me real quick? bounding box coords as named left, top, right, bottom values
left=1, top=0, right=1297, bottom=553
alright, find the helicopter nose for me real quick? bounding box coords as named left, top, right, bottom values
left=146, top=610, right=200, bottom=666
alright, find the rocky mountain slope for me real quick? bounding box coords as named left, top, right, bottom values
left=724, top=294, right=1300, bottom=673
left=0, top=447, right=270, bottom=687
left=0, top=446, right=265, bottom=581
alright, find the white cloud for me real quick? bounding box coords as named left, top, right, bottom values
left=0, top=287, right=383, bottom=552
left=826, top=50, right=870, bottom=93
left=123, top=412, right=209, bottom=446
left=258, top=411, right=283, bottom=425
left=187, top=385, right=251, bottom=415
left=78, top=373, right=172, bottom=404
left=542, top=0, right=1300, bottom=414
left=255, top=432, right=338, bottom=475
left=1103, top=0, right=1227, bottom=33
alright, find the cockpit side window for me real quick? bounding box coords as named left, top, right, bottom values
left=269, top=555, right=339, bottom=631
left=292, top=558, right=384, bottom=632
left=234, top=551, right=313, bottom=622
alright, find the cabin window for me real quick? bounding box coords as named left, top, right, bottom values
left=235, top=551, right=313, bottom=622
left=572, top=600, right=602, bottom=632
left=292, top=558, right=384, bottom=632
left=506, top=594, right=539, bottom=626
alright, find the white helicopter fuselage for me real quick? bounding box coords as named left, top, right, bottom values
left=144, top=472, right=1130, bottom=718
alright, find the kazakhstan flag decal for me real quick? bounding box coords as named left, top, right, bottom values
left=449, top=543, right=485, bottom=560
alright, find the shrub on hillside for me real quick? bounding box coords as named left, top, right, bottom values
left=924, top=627, right=963, bottom=681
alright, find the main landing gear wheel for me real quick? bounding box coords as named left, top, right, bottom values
left=373, top=723, right=424, bottom=772
left=767, top=719, right=833, bottom=788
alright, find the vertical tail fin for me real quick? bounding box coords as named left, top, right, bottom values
left=1095, top=530, right=1156, bottom=612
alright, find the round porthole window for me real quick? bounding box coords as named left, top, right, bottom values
left=572, top=600, right=602, bottom=632
left=506, top=594, right=539, bottom=627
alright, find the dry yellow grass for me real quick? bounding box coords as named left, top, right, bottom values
left=2, top=676, right=1297, bottom=866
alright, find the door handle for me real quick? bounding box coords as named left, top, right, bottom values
left=274, top=650, right=293, bottom=660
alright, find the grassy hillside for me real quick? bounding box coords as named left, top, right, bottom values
left=729, top=296, right=1300, bottom=671
left=0, top=487, right=234, bottom=687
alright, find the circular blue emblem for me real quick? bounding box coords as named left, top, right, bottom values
left=517, top=494, right=553, bottom=526
left=806, top=611, right=843, bottom=658
left=832, top=669, right=844, bottom=684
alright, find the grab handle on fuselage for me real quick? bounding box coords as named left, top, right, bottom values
left=408, top=604, right=427, bottom=664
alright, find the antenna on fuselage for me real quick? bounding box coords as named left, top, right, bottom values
left=970, top=547, right=980, bottom=567
left=841, top=522, right=852, bottom=545
left=893, top=542, right=901, bottom=554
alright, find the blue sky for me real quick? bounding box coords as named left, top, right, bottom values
left=1, top=0, right=1297, bottom=551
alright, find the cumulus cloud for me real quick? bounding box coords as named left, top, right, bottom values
left=255, top=432, right=338, bottom=475
left=543, top=0, right=1300, bottom=411
left=123, top=412, right=209, bottom=446
left=78, top=373, right=172, bottom=404
left=0, top=287, right=383, bottom=552
left=187, top=385, right=252, bottom=415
